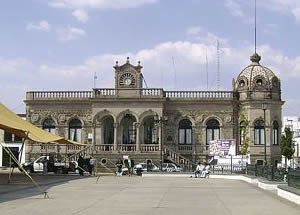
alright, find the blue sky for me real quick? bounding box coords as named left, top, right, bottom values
left=1, top=0, right=300, bottom=115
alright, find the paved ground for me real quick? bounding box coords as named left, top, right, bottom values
left=0, top=173, right=300, bottom=215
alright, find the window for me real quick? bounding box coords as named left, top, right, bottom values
left=4, top=131, right=13, bottom=142
left=69, top=118, right=82, bottom=142
left=273, top=121, right=279, bottom=145
left=254, top=120, right=264, bottom=145
left=42, top=118, right=56, bottom=134
left=256, top=160, right=264, bottom=165
left=143, top=116, right=157, bottom=144
left=206, top=119, right=220, bottom=145
left=178, top=119, right=192, bottom=145
left=256, top=79, right=263, bottom=86
left=239, top=80, right=245, bottom=87
left=240, top=121, right=246, bottom=145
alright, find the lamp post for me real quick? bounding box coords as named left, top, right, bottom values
left=154, top=113, right=168, bottom=171
left=262, top=103, right=267, bottom=165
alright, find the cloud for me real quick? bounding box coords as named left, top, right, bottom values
left=72, top=9, right=89, bottom=23
left=57, top=26, right=86, bottom=41
left=26, top=20, right=51, bottom=32
left=1, top=33, right=300, bottom=114
left=225, top=0, right=244, bottom=17
left=48, top=0, right=159, bottom=22
left=186, top=26, right=203, bottom=36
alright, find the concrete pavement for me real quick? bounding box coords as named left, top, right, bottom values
left=0, top=175, right=299, bottom=215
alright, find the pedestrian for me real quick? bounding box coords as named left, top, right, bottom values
left=89, top=156, right=95, bottom=175
left=78, top=155, right=84, bottom=176
left=116, top=159, right=123, bottom=176
left=42, top=156, right=48, bottom=175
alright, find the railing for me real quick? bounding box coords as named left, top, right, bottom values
left=211, top=165, right=245, bottom=174
left=288, top=169, right=300, bottom=189
left=165, top=91, right=234, bottom=99
left=140, top=144, right=159, bottom=152
left=142, top=88, right=163, bottom=96
left=94, top=144, right=114, bottom=152
left=117, top=144, right=136, bottom=152
left=246, top=164, right=286, bottom=181
left=26, top=89, right=235, bottom=100
left=94, top=89, right=116, bottom=96
left=26, top=91, right=93, bottom=100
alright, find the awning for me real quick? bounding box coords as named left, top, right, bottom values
left=0, top=102, right=84, bottom=145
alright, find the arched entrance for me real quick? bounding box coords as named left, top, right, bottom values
left=120, top=114, right=137, bottom=147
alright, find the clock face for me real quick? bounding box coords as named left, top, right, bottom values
left=124, top=78, right=132, bottom=85
left=119, top=72, right=136, bottom=86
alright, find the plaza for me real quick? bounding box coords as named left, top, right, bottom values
left=0, top=173, right=299, bottom=215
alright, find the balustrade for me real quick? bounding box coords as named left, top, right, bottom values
left=141, top=88, right=163, bottom=96
left=165, top=91, right=233, bottom=99
left=117, top=144, right=136, bottom=152
left=94, top=89, right=116, bottom=96
left=140, top=144, right=159, bottom=152
left=94, top=144, right=114, bottom=152
left=26, top=91, right=93, bottom=100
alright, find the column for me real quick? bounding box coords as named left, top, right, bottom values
left=158, top=124, right=162, bottom=151
left=113, top=123, right=118, bottom=151
left=135, top=123, right=140, bottom=151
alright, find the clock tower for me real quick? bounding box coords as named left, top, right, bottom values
left=114, top=57, right=143, bottom=89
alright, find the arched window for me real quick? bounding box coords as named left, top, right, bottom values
left=178, top=119, right=192, bottom=145
left=103, top=116, right=114, bottom=145
left=206, top=119, right=220, bottom=144
left=121, top=114, right=136, bottom=144
left=69, top=118, right=82, bottom=142
left=240, top=121, right=246, bottom=145
left=273, top=121, right=279, bottom=145
left=254, top=120, right=264, bottom=145
left=143, top=116, right=157, bottom=144
left=42, top=118, right=56, bottom=134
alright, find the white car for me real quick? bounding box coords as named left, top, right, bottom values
left=162, top=163, right=182, bottom=172
left=132, top=163, right=159, bottom=174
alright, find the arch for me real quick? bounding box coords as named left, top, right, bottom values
left=203, top=115, right=223, bottom=127
left=175, top=116, right=195, bottom=127
left=139, top=109, right=156, bottom=123
left=254, top=119, right=265, bottom=145
left=206, top=118, right=220, bottom=145
left=142, top=115, right=158, bottom=144
left=102, top=115, right=114, bottom=145
left=68, top=118, right=83, bottom=142
left=93, top=110, right=116, bottom=124
left=66, top=116, right=84, bottom=127
left=42, top=118, right=56, bottom=134
left=119, top=113, right=137, bottom=144
left=178, top=119, right=192, bottom=145
left=116, top=109, right=138, bottom=124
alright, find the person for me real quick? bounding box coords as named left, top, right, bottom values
left=116, top=159, right=123, bottom=176
left=201, top=162, right=210, bottom=178
left=42, top=156, right=49, bottom=175
left=130, top=159, right=135, bottom=176
left=78, top=155, right=84, bottom=176
left=89, top=156, right=95, bottom=175
left=194, top=162, right=205, bottom=178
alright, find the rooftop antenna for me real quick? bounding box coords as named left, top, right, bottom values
left=172, top=56, right=177, bottom=90
left=255, top=0, right=257, bottom=54
left=141, top=73, right=149, bottom=88
left=93, top=71, right=98, bottom=88
left=216, top=40, right=220, bottom=91
left=206, top=49, right=209, bottom=90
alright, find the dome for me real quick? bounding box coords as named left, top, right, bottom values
left=235, top=53, right=279, bottom=91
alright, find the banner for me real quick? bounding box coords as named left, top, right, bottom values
left=209, top=139, right=236, bottom=157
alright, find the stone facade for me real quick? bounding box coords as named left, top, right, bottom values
left=24, top=53, right=284, bottom=166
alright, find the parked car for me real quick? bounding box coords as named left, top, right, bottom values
left=162, top=163, right=182, bottom=172
left=22, top=156, right=78, bottom=174
left=132, top=162, right=159, bottom=175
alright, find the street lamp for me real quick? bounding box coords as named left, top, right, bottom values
left=262, top=103, right=267, bottom=165
left=154, top=113, right=168, bottom=171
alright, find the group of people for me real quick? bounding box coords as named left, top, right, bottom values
left=78, top=155, right=95, bottom=176
left=116, top=157, right=135, bottom=176
left=194, top=162, right=210, bottom=178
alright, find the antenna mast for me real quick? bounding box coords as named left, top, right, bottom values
left=206, top=50, right=209, bottom=90
left=216, top=40, right=220, bottom=91
left=93, top=71, right=97, bottom=88
left=255, top=0, right=257, bottom=53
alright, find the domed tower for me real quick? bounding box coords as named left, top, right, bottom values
left=234, top=53, right=284, bottom=165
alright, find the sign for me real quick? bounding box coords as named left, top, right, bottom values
left=209, top=139, right=236, bottom=157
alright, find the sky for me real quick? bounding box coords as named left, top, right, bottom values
left=1, top=0, right=300, bottom=116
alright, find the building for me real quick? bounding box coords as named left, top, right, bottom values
left=282, top=116, right=300, bottom=168
left=0, top=114, right=26, bottom=167
left=24, top=53, right=284, bottom=167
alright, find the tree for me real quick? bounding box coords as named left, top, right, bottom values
left=280, top=127, right=295, bottom=168
left=239, top=110, right=250, bottom=155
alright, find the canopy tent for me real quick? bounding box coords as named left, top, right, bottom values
left=0, top=102, right=84, bottom=145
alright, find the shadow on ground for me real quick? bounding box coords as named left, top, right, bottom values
left=0, top=171, right=89, bottom=203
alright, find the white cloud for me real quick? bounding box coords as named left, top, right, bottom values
left=225, top=0, right=244, bottom=17
left=48, top=0, right=159, bottom=23
left=26, top=20, right=51, bottom=32
left=72, top=9, right=89, bottom=23
left=57, top=26, right=86, bottom=41
left=186, top=26, right=202, bottom=36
